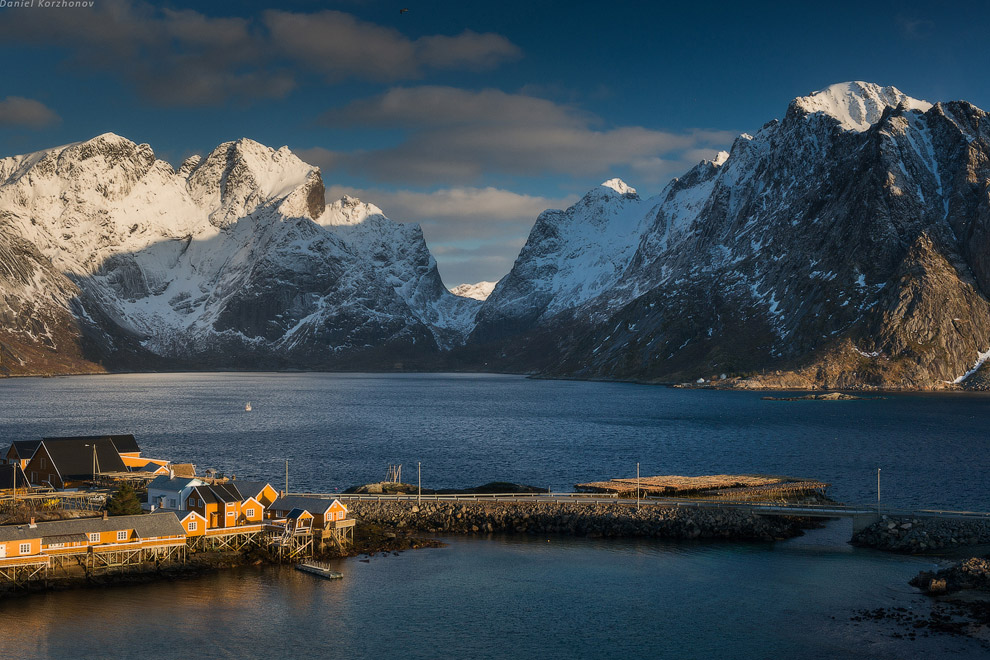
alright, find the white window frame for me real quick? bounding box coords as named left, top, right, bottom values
left=168, top=498, right=177, bottom=508
left=89, top=533, right=100, bottom=542
left=188, top=521, right=198, bottom=531
left=245, top=509, right=255, bottom=518
left=226, top=511, right=235, bottom=517
left=19, top=543, right=30, bottom=554
left=116, top=531, right=128, bottom=541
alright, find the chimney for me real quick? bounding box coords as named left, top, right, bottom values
left=169, top=467, right=174, bottom=479
left=29, top=517, right=36, bottom=528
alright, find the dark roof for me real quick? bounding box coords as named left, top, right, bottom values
left=286, top=508, right=308, bottom=519
left=233, top=481, right=273, bottom=499
left=147, top=476, right=202, bottom=492
left=191, top=485, right=218, bottom=505
left=107, top=434, right=140, bottom=454
left=271, top=496, right=335, bottom=515
left=42, top=533, right=89, bottom=544
left=39, top=438, right=126, bottom=481
left=0, top=465, right=28, bottom=490
left=10, top=440, right=42, bottom=459
left=43, top=434, right=140, bottom=455
left=0, top=513, right=186, bottom=543
left=211, top=483, right=242, bottom=504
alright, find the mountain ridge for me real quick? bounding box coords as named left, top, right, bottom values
left=4, top=81, right=990, bottom=390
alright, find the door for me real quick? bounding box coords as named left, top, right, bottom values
left=0, top=544, right=6, bottom=559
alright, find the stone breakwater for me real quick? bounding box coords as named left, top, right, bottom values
left=346, top=500, right=804, bottom=541
left=852, top=515, right=990, bottom=553
left=911, top=557, right=990, bottom=595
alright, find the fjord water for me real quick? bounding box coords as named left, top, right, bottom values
left=1, top=373, right=988, bottom=659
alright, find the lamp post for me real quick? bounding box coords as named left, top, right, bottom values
left=417, top=462, right=421, bottom=505
left=877, top=468, right=880, bottom=511
left=636, top=462, right=641, bottom=512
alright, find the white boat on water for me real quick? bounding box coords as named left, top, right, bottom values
left=245, top=402, right=252, bottom=411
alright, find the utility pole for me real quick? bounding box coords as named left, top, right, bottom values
left=417, top=461, right=421, bottom=505
left=285, top=459, right=289, bottom=496
left=877, top=468, right=880, bottom=511
left=636, top=462, right=641, bottom=511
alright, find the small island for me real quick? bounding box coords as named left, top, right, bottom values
left=762, top=392, right=879, bottom=401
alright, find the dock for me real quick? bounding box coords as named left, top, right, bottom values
left=295, top=561, right=343, bottom=580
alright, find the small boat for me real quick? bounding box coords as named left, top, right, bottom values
left=245, top=402, right=252, bottom=411
left=295, top=561, right=343, bottom=579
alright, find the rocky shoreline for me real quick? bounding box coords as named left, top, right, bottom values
left=852, top=515, right=990, bottom=553
left=346, top=500, right=808, bottom=541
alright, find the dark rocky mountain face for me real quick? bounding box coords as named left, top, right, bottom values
left=472, top=84, right=990, bottom=389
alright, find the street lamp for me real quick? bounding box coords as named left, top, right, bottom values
left=877, top=468, right=880, bottom=510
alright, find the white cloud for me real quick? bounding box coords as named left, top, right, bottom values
left=321, top=87, right=737, bottom=184
left=0, top=97, right=60, bottom=128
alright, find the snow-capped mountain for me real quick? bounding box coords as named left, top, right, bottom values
left=449, top=281, right=498, bottom=301
left=0, top=133, right=478, bottom=373
left=471, top=178, right=655, bottom=343
left=474, top=82, right=990, bottom=389
left=5, top=81, right=990, bottom=389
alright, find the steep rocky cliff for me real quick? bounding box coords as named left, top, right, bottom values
left=474, top=83, right=990, bottom=389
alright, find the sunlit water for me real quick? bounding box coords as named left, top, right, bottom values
left=0, top=373, right=988, bottom=658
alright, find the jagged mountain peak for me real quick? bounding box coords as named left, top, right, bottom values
left=450, top=281, right=498, bottom=301
left=600, top=178, right=637, bottom=196
left=321, top=195, right=387, bottom=227
left=185, top=137, right=319, bottom=227
left=791, top=81, right=933, bottom=132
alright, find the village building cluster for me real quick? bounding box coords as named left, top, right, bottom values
left=0, top=434, right=354, bottom=585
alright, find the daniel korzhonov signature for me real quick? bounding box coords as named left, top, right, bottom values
left=0, top=0, right=96, bottom=8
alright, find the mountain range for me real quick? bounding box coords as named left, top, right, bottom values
left=3, top=81, right=990, bottom=389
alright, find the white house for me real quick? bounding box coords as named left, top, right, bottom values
left=145, top=475, right=206, bottom=511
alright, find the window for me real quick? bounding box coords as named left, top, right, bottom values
left=48, top=543, right=64, bottom=549
left=226, top=511, right=234, bottom=517
left=188, top=521, right=198, bottom=531
left=168, top=498, right=176, bottom=508
left=116, top=531, right=128, bottom=541
left=89, top=533, right=99, bottom=542
left=245, top=509, right=255, bottom=518
left=19, top=543, right=30, bottom=554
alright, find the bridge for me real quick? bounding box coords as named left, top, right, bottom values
left=295, top=491, right=990, bottom=534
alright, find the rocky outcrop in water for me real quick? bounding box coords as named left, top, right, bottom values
left=911, top=557, right=990, bottom=595
left=852, top=515, right=990, bottom=552
left=346, top=500, right=804, bottom=541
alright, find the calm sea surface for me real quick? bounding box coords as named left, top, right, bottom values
left=0, top=373, right=988, bottom=658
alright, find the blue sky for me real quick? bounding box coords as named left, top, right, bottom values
left=0, top=0, right=984, bottom=286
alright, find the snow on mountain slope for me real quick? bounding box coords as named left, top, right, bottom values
left=319, top=195, right=480, bottom=348
left=792, top=82, right=932, bottom=132
left=0, top=134, right=474, bottom=369
left=450, top=281, right=497, bottom=301
left=471, top=179, right=656, bottom=341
